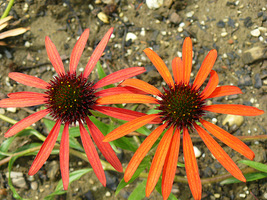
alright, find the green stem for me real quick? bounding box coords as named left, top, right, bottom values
left=1, top=0, right=15, bottom=19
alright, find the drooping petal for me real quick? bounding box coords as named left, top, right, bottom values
left=69, top=29, right=90, bottom=74
left=93, top=67, right=146, bottom=89
left=120, top=79, right=162, bottom=96
left=8, top=91, right=48, bottom=99
left=93, top=106, right=161, bottom=124
left=192, top=49, right=217, bottom=90
left=60, top=123, right=70, bottom=190
left=182, top=37, right=193, bottom=85
left=146, top=126, right=173, bottom=197
left=45, top=36, right=65, bottom=76
left=201, top=70, right=219, bottom=99
left=103, top=114, right=160, bottom=142
left=143, top=48, right=174, bottom=87
left=207, top=85, right=242, bottom=99
left=95, top=86, right=146, bottom=97
left=172, top=57, right=184, bottom=84
left=9, top=72, right=49, bottom=89
left=4, top=109, right=49, bottom=137
left=85, top=117, right=123, bottom=172
left=124, top=123, right=167, bottom=182
left=28, top=119, right=61, bottom=175
left=203, top=104, right=264, bottom=116
left=96, top=94, right=158, bottom=105
left=0, top=97, right=46, bottom=108
left=200, top=119, right=255, bottom=160
left=183, top=127, right=202, bottom=200
left=83, top=28, right=113, bottom=78
left=194, top=123, right=246, bottom=182
left=162, top=128, right=180, bottom=200
left=79, top=122, right=106, bottom=186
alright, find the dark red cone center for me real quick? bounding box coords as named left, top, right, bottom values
left=45, top=72, right=96, bottom=124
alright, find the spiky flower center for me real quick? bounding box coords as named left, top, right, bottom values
left=158, top=84, right=205, bottom=128
left=45, top=72, right=96, bottom=124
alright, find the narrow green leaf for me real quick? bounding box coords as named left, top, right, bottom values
left=8, top=155, right=30, bottom=200
left=0, top=137, right=15, bottom=159
left=45, top=168, right=93, bottom=199
left=116, top=156, right=150, bottom=195
left=220, top=172, right=267, bottom=185
left=238, top=160, right=267, bottom=173
left=128, top=180, right=147, bottom=200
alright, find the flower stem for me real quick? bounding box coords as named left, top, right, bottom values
left=1, top=0, right=15, bottom=19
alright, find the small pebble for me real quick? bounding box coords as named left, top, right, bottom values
left=263, top=192, right=267, bottom=199
left=105, top=191, right=111, bottom=197
left=25, top=41, right=31, bottom=48
left=146, top=0, right=163, bottom=9
left=12, top=177, right=27, bottom=189
left=222, top=114, right=244, bottom=127
left=186, top=11, right=194, bottom=18
left=217, top=20, right=225, bottom=28
left=214, top=193, right=221, bottom=198
left=250, top=29, right=261, bottom=37
left=6, top=108, right=17, bottom=113
left=239, top=193, right=246, bottom=198
left=0, top=108, right=5, bottom=114
left=125, top=32, right=137, bottom=42
left=193, top=146, right=202, bottom=158
left=97, top=12, right=109, bottom=23
left=221, top=32, right=228, bottom=37
left=31, top=181, right=38, bottom=190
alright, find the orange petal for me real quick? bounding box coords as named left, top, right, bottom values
left=207, top=85, right=242, bottom=99
left=120, top=79, right=162, bottom=96
left=0, top=97, right=46, bottom=108
left=203, top=104, right=264, bottom=116
left=95, top=86, right=146, bottom=97
left=172, top=57, right=184, bottom=84
left=124, top=123, right=167, bottom=182
left=146, top=126, right=174, bottom=197
left=194, top=123, right=246, bottom=182
left=45, top=36, right=65, bottom=76
left=93, top=106, right=161, bottom=124
left=93, top=67, right=146, bottom=89
left=69, top=29, right=89, bottom=74
left=143, top=48, right=174, bottom=87
left=200, top=119, right=255, bottom=160
left=201, top=70, right=219, bottom=99
left=104, top=114, right=160, bottom=142
left=28, top=120, right=61, bottom=175
left=85, top=117, right=123, bottom=172
left=9, top=72, right=49, bottom=90
left=83, top=28, right=113, bottom=78
left=79, top=122, right=106, bottom=186
left=5, top=109, right=49, bottom=137
left=162, top=128, right=180, bottom=200
left=193, top=49, right=217, bottom=90
left=182, top=37, right=193, bottom=85
left=96, top=94, right=158, bottom=105
left=183, top=127, right=202, bottom=200
left=60, top=123, right=70, bottom=190
left=8, top=91, right=47, bottom=99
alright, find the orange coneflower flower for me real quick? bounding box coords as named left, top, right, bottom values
left=0, top=27, right=148, bottom=190
left=99, top=37, right=264, bottom=200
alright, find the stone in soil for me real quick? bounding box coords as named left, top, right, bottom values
left=104, top=171, right=118, bottom=191
left=242, top=46, right=266, bottom=64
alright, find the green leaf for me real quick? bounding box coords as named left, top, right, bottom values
left=45, top=168, right=93, bottom=200
left=8, top=155, right=30, bottom=200
left=116, top=156, right=150, bottom=195
left=96, top=61, right=114, bottom=89
left=177, top=162, right=185, bottom=167
left=238, top=160, right=267, bottom=173
left=0, top=137, right=16, bottom=159
left=220, top=172, right=267, bottom=185
left=128, top=179, right=147, bottom=200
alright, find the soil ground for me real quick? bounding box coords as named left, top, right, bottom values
left=0, top=0, right=266, bottom=200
